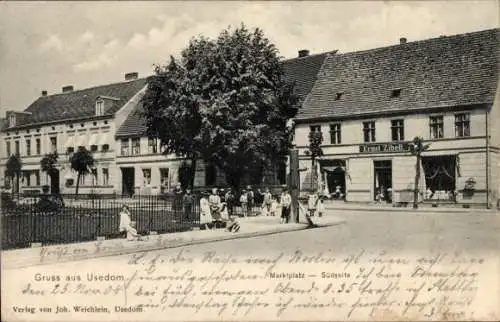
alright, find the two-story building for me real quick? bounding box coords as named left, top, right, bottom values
left=0, top=72, right=146, bottom=195
left=293, top=28, right=499, bottom=208
left=114, top=50, right=334, bottom=195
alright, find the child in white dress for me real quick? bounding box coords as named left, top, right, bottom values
left=200, top=192, right=213, bottom=230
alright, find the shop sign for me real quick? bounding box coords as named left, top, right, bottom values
left=359, top=143, right=410, bottom=153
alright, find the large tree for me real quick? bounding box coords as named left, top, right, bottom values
left=69, top=147, right=95, bottom=197
left=6, top=154, right=22, bottom=196
left=142, top=24, right=297, bottom=189
left=409, top=136, right=430, bottom=209
left=40, top=152, right=58, bottom=191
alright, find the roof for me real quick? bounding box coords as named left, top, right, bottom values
left=298, top=28, right=500, bottom=121
left=115, top=53, right=330, bottom=138
left=2, top=78, right=147, bottom=130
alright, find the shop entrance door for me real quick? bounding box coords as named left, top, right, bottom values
left=374, top=160, right=392, bottom=202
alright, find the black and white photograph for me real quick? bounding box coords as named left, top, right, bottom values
left=1, top=1, right=499, bottom=321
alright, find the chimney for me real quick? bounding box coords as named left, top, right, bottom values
left=41, top=90, right=48, bottom=97
left=62, top=85, right=74, bottom=93
left=125, top=72, right=139, bottom=81
left=400, top=37, right=407, bottom=44
left=298, top=49, right=310, bottom=58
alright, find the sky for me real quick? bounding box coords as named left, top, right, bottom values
left=0, top=1, right=498, bottom=117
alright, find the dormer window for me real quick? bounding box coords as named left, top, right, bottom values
left=335, top=92, right=344, bottom=101
left=391, top=88, right=402, bottom=98
left=96, top=100, right=104, bottom=116
left=8, top=114, right=16, bottom=128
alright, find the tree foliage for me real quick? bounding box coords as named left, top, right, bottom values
left=409, top=136, right=430, bottom=209
left=69, top=147, right=95, bottom=196
left=6, top=154, right=22, bottom=195
left=308, top=130, right=324, bottom=191
left=142, top=24, right=297, bottom=188
left=40, top=152, right=59, bottom=177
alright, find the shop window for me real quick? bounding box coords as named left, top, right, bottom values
left=455, top=113, right=470, bottom=137
left=6, top=141, right=10, bottom=156
left=131, top=138, right=140, bottom=155
left=121, top=139, right=130, bottom=156
left=102, top=168, right=109, bottom=186
left=143, top=168, right=152, bottom=185
left=26, top=139, right=31, bottom=156
left=391, top=119, right=405, bottom=141
left=148, top=138, right=158, bottom=154
left=36, top=138, right=41, bottom=155
left=329, top=123, right=341, bottom=144
left=363, top=121, right=376, bottom=142
left=429, top=116, right=444, bottom=139
left=422, top=155, right=456, bottom=201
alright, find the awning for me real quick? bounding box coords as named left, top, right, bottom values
left=322, top=166, right=346, bottom=173
left=98, top=132, right=110, bottom=146
left=88, top=133, right=99, bottom=146
left=64, top=136, right=74, bottom=148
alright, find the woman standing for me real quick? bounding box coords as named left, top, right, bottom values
left=200, top=192, right=213, bottom=230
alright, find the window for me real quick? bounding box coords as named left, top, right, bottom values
left=131, top=138, right=140, bottom=155
left=26, top=139, right=31, bottom=156
left=121, top=139, right=130, bottom=156
left=15, top=141, right=20, bottom=155
left=102, top=144, right=109, bottom=152
left=6, top=141, right=11, bottom=156
left=90, top=145, right=98, bottom=152
left=391, top=119, right=405, bottom=141
left=35, top=170, right=40, bottom=186
left=329, top=123, right=341, bottom=144
left=143, top=168, right=152, bottom=185
left=95, top=100, right=104, bottom=116
left=67, top=147, right=74, bottom=154
left=24, top=171, right=31, bottom=186
left=50, top=137, right=57, bottom=152
left=36, top=138, right=41, bottom=155
left=455, top=113, right=470, bottom=137
left=102, top=168, right=109, bottom=186
left=148, top=138, right=158, bottom=154
left=91, top=168, right=98, bottom=186
left=391, top=88, right=401, bottom=98
left=335, top=92, right=344, bottom=100
left=363, top=121, right=376, bottom=142
left=8, top=114, right=15, bottom=127
left=160, top=168, right=169, bottom=187
left=429, top=116, right=444, bottom=139
left=309, top=125, right=321, bottom=133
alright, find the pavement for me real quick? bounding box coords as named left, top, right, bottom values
left=324, top=200, right=500, bottom=213
left=1, top=213, right=345, bottom=270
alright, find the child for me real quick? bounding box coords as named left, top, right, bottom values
left=307, top=192, right=319, bottom=217
left=269, top=195, right=279, bottom=217
left=317, top=195, right=325, bottom=217
left=200, top=192, right=213, bottom=230
left=239, top=189, right=248, bottom=217
left=119, top=205, right=143, bottom=241
left=280, top=187, right=292, bottom=224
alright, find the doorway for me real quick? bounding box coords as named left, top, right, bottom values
left=121, top=167, right=135, bottom=197
left=51, top=170, right=60, bottom=194
left=321, top=159, right=346, bottom=199
left=374, top=160, right=392, bottom=202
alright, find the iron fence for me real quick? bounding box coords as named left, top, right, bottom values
left=1, top=193, right=200, bottom=250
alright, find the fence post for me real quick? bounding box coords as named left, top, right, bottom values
left=98, top=198, right=102, bottom=237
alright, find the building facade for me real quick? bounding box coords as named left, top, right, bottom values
left=293, top=29, right=499, bottom=208
left=0, top=73, right=146, bottom=195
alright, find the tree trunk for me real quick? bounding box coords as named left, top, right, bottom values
left=75, top=172, right=81, bottom=199
left=413, top=154, right=421, bottom=209
left=190, top=158, right=197, bottom=189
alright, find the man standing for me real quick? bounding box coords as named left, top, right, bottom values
left=246, top=185, right=254, bottom=217
left=225, top=188, right=235, bottom=216
left=182, top=188, right=195, bottom=220
left=209, top=188, right=221, bottom=220
left=280, top=187, right=292, bottom=224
